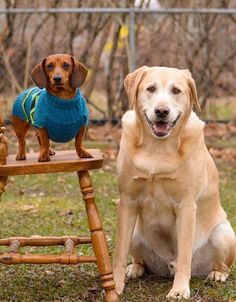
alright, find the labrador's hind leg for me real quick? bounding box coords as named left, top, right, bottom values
left=207, top=220, right=236, bottom=282
left=126, top=235, right=146, bottom=280
left=126, top=261, right=146, bottom=280
left=127, top=232, right=170, bottom=280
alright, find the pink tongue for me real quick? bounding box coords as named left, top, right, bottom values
left=154, top=122, right=169, bottom=135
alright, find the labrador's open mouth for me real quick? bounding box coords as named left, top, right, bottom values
left=144, top=112, right=181, bottom=138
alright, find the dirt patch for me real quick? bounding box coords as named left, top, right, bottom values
left=209, top=147, right=236, bottom=164
left=204, top=123, right=236, bottom=139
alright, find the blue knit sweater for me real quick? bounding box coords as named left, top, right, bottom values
left=13, top=88, right=89, bottom=143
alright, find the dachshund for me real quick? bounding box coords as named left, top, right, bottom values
left=12, top=54, right=92, bottom=162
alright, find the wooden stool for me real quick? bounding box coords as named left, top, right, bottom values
left=0, top=128, right=119, bottom=302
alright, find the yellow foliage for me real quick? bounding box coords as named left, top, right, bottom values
left=119, top=25, right=129, bottom=39
left=103, top=41, right=113, bottom=52
left=103, top=26, right=128, bottom=53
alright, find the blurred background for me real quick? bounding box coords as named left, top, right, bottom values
left=0, top=0, right=236, bottom=124
left=0, top=2, right=235, bottom=301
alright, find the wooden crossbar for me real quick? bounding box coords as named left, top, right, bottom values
left=0, top=236, right=92, bottom=247
left=0, top=253, right=97, bottom=264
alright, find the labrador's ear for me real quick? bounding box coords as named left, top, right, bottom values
left=31, top=58, right=46, bottom=88
left=182, top=69, right=201, bottom=112
left=124, top=66, right=149, bottom=109
left=71, top=57, right=88, bottom=88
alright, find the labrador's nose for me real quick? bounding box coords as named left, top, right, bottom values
left=155, top=106, right=170, bottom=119
left=53, top=75, right=62, bottom=84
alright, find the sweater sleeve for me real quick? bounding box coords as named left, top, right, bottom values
left=33, top=95, right=46, bottom=129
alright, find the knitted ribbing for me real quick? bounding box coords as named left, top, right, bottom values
left=13, top=88, right=89, bottom=143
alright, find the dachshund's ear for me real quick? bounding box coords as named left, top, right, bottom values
left=71, top=57, right=88, bottom=88
left=31, top=58, right=46, bottom=88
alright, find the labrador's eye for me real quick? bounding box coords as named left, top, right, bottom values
left=47, top=63, right=54, bottom=69
left=147, top=86, right=156, bottom=93
left=172, top=87, right=181, bottom=95
left=63, top=63, right=70, bottom=68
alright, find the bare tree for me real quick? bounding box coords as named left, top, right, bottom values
left=0, top=0, right=235, bottom=120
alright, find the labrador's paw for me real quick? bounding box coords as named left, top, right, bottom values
left=126, top=263, right=145, bottom=280
left=113, top=266, right=126, bottom=295
left=115, top=280, right=125, bottom=296
left=166, top=286, right=190, bottom=300
left=208, top=270, right=228, bottom=282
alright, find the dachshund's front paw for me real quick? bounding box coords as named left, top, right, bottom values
left=38, top=152, right=50, bottom=162
left=49, top=148, right=56, bottom=156
left=77, top=148, right=93, bottom=158
left=16, top=153, right=26, bottom=160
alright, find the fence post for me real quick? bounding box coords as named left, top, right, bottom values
left=129, top=9, right=136, bottom=72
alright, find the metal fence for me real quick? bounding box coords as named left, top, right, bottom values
left=0, top=4, right=236, bottom=122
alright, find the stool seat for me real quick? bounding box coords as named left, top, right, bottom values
left=0, top=149, right=103, bottom=175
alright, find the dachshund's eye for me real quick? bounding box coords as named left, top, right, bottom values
left=63, top=63, right=70, bottom=68
left=47, top=63, right=54, bottom=70
left=172, top=87, right=181, bottom=95
left=147, top=86, right=156, bottom=93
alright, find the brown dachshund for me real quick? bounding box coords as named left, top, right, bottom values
left=12, top=54, right=92, bottom=162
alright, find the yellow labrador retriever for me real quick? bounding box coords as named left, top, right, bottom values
left=113, top=66, right=236, bottom=299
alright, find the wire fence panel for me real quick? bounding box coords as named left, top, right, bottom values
left=0, top=0, right=235, bottom=122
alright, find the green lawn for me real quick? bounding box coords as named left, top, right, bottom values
left=0, top=142, right=235, bottom=302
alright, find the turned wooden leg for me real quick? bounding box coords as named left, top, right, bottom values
left=78, top=171, right=119, bottom=302
left=0, top=129, right=8, bottom=198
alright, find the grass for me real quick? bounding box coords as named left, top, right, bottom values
left=201, top=96, right=236, bottom=122
left=206, top=137, right=236, bottom=149
left=0, top=140, right=235, bottom=301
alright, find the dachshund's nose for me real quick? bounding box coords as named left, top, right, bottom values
left=53, top=75, right=62, bottom=83
left=155, top=106, right=170, bottom=119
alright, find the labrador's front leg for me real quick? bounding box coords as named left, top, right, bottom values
left=167, top=202, right=197, bottom=300
left=113, top=200, right=137, bottom=295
